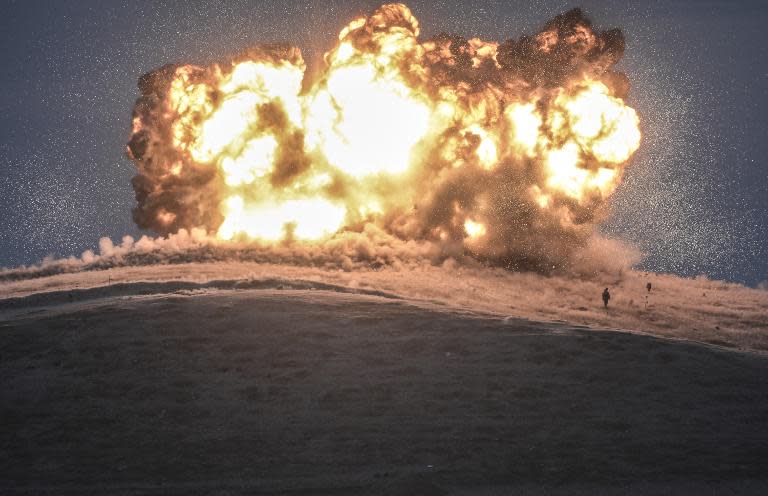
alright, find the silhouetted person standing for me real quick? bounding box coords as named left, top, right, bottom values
left=646, top=282, right=652, bottom=293
left=602, top=288, right=611, bottom=308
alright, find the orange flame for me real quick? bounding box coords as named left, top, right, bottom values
left=129, top=4, right=641, bottom=267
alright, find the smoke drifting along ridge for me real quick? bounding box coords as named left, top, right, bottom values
left=127, top=4, right=640, bottom=272
left=0, top=228, right=641, bottom=283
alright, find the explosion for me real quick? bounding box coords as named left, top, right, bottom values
left=128, top=4, right=640, bottom=270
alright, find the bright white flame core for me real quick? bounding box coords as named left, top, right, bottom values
left=306, top=63, right=431, bottom=178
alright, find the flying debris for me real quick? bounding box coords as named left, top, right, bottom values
left=127, top=3, right=641, bottom=271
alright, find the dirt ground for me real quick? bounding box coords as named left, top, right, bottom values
left=1, top=275, right=767, bottom=494
left=3, top=262, right=767, bottom=352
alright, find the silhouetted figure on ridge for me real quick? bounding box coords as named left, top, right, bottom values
left=602, top=288, right=611, bottom=309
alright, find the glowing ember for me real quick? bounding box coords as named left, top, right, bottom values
left=128, top=4, right=641, bottom=270
left=464, top=219, right=487, bottom=239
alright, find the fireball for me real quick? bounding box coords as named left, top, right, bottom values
left=128, top=4, right=641, bottom=267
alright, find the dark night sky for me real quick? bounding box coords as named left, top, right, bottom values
left=1, top=0, right=766, bottom=285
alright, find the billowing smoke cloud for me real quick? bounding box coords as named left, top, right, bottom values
left=127, top=4, right=640, bottom=272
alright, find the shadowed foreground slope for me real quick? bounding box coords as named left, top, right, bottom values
left=1, top=284, right=767, bottom=494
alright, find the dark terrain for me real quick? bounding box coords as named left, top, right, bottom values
left=2, top=287, right=767, bottom=494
